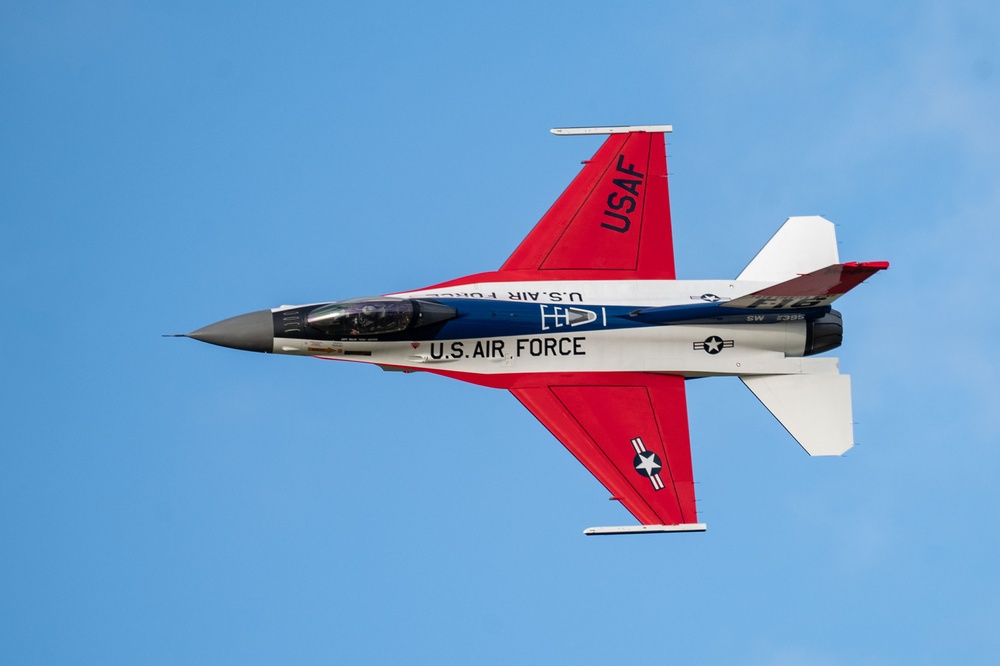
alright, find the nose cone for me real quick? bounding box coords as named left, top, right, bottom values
left=187, top=309, right=274, bottom=353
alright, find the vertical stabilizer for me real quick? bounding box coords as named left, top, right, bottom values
left=741, top=372, right=854, bottom=456
left=738, top=216, right=839, bottom=282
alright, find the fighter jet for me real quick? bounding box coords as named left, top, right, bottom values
left=180, top=125, right=887, bottom=534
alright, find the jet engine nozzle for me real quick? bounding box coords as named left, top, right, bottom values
left=803, top=309, right=843, bottom=356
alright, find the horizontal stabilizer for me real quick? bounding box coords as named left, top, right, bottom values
left=725, top=261, right=889, bottom=310
left=584, top=523, right=707, bottom=535
left=741, top=372, right=853, bottom=456
left=738, top=216, right=840, bottom=282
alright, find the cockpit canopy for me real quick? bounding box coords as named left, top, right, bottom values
left=306, top=297, right=456, bottom=338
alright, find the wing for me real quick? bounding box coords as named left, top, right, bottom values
left=500, top=129, right=675, bottom=279
left=510, top=372, right=700, bottom=531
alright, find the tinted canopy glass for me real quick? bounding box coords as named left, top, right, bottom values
left=307, top=298, right=414, bottom=336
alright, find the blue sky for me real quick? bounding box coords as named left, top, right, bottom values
left=3, top=2, right=999, bottom=664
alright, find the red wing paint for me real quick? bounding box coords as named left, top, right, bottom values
left=500, top=131, right=675, bottom=279
left=409, top=131, right=674, bottom=292
left=724, top=261, right=890, bottom=310
left=510, top=373, right=696, bottom=526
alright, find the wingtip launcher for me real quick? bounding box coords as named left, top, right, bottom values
left=551, top=124, right=673, bottom=135
left=584, top=523, right=707, bottom=536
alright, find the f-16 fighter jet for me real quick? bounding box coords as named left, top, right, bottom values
left=181, top=125, right=887, bottom=534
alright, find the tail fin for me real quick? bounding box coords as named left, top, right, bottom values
left=741, top=371, right=854, bottom=456
left=738, top=216, right=839, bottom=282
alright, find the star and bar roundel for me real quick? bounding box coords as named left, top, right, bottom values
left=693, top=335, right=734, bottom=354
left=631, top=437, right=665, bottom=490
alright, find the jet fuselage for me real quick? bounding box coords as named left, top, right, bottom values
left=189, top=278, right=844, bottom=384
